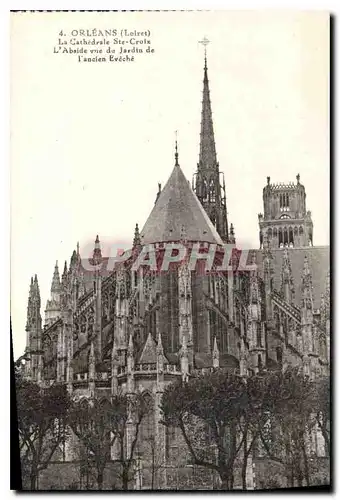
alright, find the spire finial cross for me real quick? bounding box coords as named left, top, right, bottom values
left=199, top=36, right=210, bottom=59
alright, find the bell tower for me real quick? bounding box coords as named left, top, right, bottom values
left=193, top=38, right=234, bottom=244
left=258, top=174, right=313, bottom=249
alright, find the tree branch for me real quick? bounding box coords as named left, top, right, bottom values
left=179, top=418, right=219, bottom=472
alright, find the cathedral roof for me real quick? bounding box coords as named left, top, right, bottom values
left=140, top=163, right=223, bottom=245
left=252, top=246, right=329, bottom=310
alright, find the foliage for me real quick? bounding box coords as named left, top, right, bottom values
left=161, top=370, right=249, bottom=489
left=161, top=367, right=329, bottom=490
left=257, top=367, right=316, bottom=487
left=69, top=392, right=151, bottom=490
left=16, top=378, right=70, bottom=490
left=69, top=397, right=118, bottom=490
left=110, top=392, right=151, bottom=490
left=311, top=376, right=330, bottom=456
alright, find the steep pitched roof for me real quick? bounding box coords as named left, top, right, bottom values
left=140, top=164, right=223, bottom=245
left=250, top=246, right=329, bottom=310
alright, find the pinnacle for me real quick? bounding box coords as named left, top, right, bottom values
left=128, top=333, right=134, bottom=354
left=157, top=332, right=164, bottom=352
left=51, top=260, right=61, bottom=292
left=62, top=261, right=68, bottom=281
left=93, top=234, right=102, bottom=262
left=133, top=223, right=141, bottom=247
left=213, top=335, right=219, bottom=353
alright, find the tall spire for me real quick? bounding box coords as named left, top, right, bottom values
left=26, top=277, right=34, bottom=330
left=32, top=274, right=41, bottom=306
left=198, top=37, right=217, bottom=171
left=193, top=38, right=230, bottom=243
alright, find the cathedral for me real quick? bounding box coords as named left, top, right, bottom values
left=22, top=51, right=330, bottom=489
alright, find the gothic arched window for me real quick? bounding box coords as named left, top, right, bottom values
left=137, top=392, right=154, bottom=460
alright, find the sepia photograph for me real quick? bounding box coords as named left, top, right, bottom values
left=10, top=10, right=330, bottom=491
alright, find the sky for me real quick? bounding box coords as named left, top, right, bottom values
left=10, top=10, right=329, bottom=358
